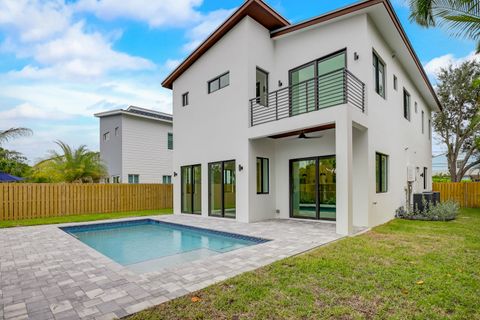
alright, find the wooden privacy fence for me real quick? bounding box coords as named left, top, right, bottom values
left=432, top=182, right=480, bottom=208
left=0, top=183, right=173, bottom=221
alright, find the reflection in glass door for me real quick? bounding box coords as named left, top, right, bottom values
left=290, top=156, right=336, bottom=220
left=209, top=160, right=236, bottom=218
left=290, top=63, right=315, bottom=115
left=181, top=164, right=201, bottom=214
left=317, top=51, right=346, bottom=108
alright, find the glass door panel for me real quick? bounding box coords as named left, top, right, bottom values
left=193, top=165, right=202, bottom=214
left=291, top=159, right=317, bottom=219
left=317, top=52, right=345, bottom=108
left=318, top=156, right=336, bottom=220
left=290, top=64, right=315, bottom=115
left=209, top=163, right=222, bottom=217
left=256, top=68, right=268, bottom=106
left=223, top=161, right=236, bottom=218
left=181, top=166, right=192, bottom=213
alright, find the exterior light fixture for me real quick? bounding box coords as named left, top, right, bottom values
left=238, top=164, right=244, bottom=171
left=278, top=80, right=283, bottom=87
left=354, top=52, right=359, bottom=60
left=173, top=172, right=178, bottom=177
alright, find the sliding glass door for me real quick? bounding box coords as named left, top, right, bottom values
left=209, top=160, right=236, bottom=218
left=181, top=165, right=201, bottom=214
left=290, top=156, right=336, bottom=220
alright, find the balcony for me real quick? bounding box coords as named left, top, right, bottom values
left=249, top=68, right=365, bottom=127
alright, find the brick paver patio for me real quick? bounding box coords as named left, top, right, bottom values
left=0, top=215, right=345, bottom=319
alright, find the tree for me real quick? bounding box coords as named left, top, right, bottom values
left=31, top=141, right=107, bottom=183
left=434, top=61, right=480, bottom=181
left=0, top=127, right=32, bottom=145
left=409, top=0, right=480, bottom=51
left=0, top=147, right=31, bottom=177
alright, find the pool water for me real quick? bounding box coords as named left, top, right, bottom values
left=61, top=220, right=267, bottom=273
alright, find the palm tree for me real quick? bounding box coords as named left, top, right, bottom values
left=0, top=127, right=32, bottom=145
left=409, top=0, right=480, bottom=51
left=33, top=140, right=107, bottom=183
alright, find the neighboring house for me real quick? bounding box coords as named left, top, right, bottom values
left=162, top=0, right=440, bottom=235
left=94, top=106, right=173, bottom=184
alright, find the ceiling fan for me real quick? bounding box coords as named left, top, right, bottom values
left=297, top=131, right=323, bottom=139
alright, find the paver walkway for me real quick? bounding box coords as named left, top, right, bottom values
left=0, top=215, right=345, bottom=320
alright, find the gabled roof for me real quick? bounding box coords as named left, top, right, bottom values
left=162, top=0, right=441, bottom=110
left=94, top=106, right=173, bottom=123
left=161, top=0, right=289, bottom=89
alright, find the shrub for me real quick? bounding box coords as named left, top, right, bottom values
left=396, top=200, right=459, bottom=221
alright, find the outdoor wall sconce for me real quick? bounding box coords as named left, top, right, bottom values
left=173, top=172, right=178, bottom=177
left=354, top=52, right=359, bottom=61
left=278, top=80, right=283, bottom=87
left=238, top=164, right=244, bottom=171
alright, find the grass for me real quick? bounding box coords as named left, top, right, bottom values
left=128, top=208, right=480, bottom=320
left=0, top=208, right=173, bottom=228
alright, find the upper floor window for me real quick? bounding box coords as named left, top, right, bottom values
left=421, top=110, right=425, bottom=133
left=208, top=72, right=229, bottom=93
left=115, top=127, right=119, bottom=136
left=414, top=101, right=418, bottom=113
left=428, top=119, right=432, bottom=140
left=103, top=132, right=110, bottom=141
left=168, top=132, right=173, bottom=150
left=182, top=92, right=189, bottom=106
left=128, top=174, right=139, bottom=184
left=373, top=52, right=385, bottom=98
left=403, top=89, right=411, bottom=121
left=393, top=75, right=398, bottom=91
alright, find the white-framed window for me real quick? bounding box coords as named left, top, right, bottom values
left=103, top=132, right=110, bottom=141
left=128, top=174, right=139, bottom=184
left=208, top=72, right=229, bottom=93
left=162, top=175, right=172, bottom=184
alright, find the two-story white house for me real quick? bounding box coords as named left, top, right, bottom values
left=95, top=106, right=173, bottom=184
left=162, top=0, right=440, bottom=235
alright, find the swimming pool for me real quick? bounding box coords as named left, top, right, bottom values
left=61, top=219, right=268, bottom=273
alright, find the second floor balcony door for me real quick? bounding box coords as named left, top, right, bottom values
left=317, top=51, right=346, bottom=108
left=290, top=63, right=315, bottom=116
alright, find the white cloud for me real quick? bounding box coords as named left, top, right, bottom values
left=74, top=0, right=203, bottom=28
left=164, top=59, right=181, bottom=71
left=424, top=51, right=480, bottom=80
left=0, top=0, right=71, bottom=43
left=183, top=8, right=235, bottom=52
left=0, top=102, right=71, bottom=120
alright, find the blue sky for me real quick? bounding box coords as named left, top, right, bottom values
left=0, top=0, right=476, bottom=169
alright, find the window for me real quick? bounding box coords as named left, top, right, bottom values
left=105, top=177, right=110, bottom=183
left=162, top=175, right=172, bottom=184
left=103, top=132, right=110, bottom=141
left=414, top=101, right=418, bottom=113
left=128, top=174, right=139, bottom=184
left=115, top=127, right=119, bottom=136
left=403, top=89, right=411, bottom=120
left=112, top=176, right=120, bottom=183
left=376, top=153, right=388, bottom=193
left=208, top=72, right=229, bottom=93
left=182, top=92, right=189, bottom=106
left=209, top=160, right=236, bottom=218
left=168, top=133, right=173, bottom=150
left=393, top=75, right=398, bottom=91
left=423, top=167, right=428, bottom=189
left=373, top=52, right=385, bottom=98
left=256, top=157, right=269, bottom=194
left=421, top=110, right=425, bottom=133
left=181, top=165, right=202, bottom=214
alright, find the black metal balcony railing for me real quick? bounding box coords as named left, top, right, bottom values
left=249, top=68, right=365, bottom=126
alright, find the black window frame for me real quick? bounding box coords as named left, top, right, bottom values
left=421, top=110, right=425, bottom=133
left=373, top=51, right=386, bottom=98
left=256, top=157, right=269, bottom=194
left=403, top=89, right=411, bottom=121
left=181, top=164, right=202, bottom=215
left=393, top=74, right=398, bottom=91
left=208, top=159, right=236, bottom=218
left=423, top=167, right=428, bottom=190
left=182, top=92, right=189, bottom=106
left=208, top=72, right=230, bottom=94
left=376, top=152, right=388, bottom=193
left=428, top=118, right=432, bottom=140
left=128, top=174, right=139, bottom=184
left=167, top=132, right=173, bottom=150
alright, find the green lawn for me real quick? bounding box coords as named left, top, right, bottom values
left=129, top=208, right=480, bottom=320
left=0, top=208, right=172, bottom=228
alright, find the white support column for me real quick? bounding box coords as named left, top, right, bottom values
left=335, top=109, right=353, bottom=235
